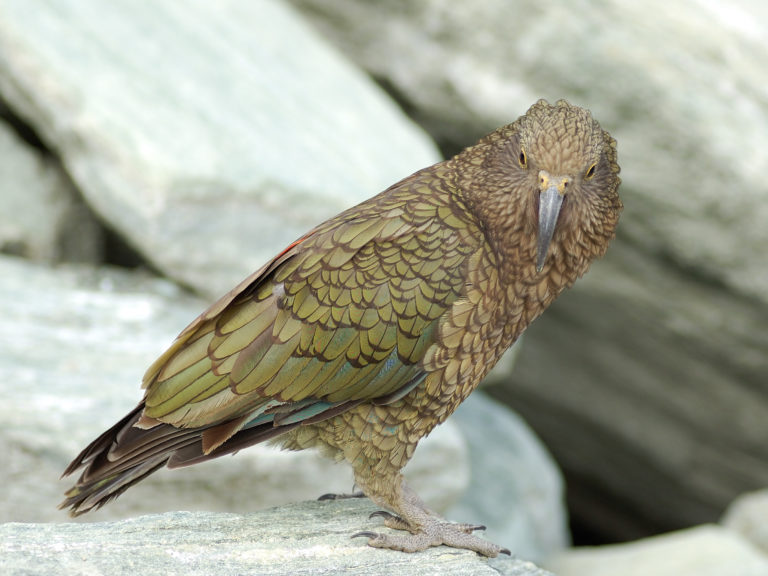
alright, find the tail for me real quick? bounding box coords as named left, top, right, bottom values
left=59, top=402, right=303, bottom=516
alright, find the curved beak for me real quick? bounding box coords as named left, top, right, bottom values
left=537, top=184, right=565, bottom=272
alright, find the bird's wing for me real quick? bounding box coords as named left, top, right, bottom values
left=138, top=170, right=482, bottom=452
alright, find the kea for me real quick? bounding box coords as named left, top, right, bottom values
left=61, top=99, right=621, bottom=557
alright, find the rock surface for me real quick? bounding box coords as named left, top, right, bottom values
left=721, top=489, right=768, bottom=556
left=288, top=0, right=768, bottom=539
left=1, top=500, right=554, bottom=576
left=0, top=0, right=439, bottom=299
left=0, top=254, right=567, bottom=560
left=0, top=117, right=103, bottom=263
left=545, top=524, right=768, bottom=576
left=494, top=240, right=768, bottom=539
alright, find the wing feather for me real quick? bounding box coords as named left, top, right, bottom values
left=140, top=173, right=482, bottom=432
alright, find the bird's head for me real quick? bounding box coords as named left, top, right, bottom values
left=457, top=99, right=622, bottom=277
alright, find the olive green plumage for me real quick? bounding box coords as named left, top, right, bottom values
left=61, top=99, right=622, bottom=556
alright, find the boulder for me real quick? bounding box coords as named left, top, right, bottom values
left=0, top=500, right=553, bottom=576
left=287, top=0, right=768, bottom=539
left=721, top=489, right=768, bottom=556
left=450, top=392, right=569, bottom=560
left=545, top=525, right=768, bottom=576
left=494, top=241, right=768, bottom=539
left=0, top=117, right=102, bottom=263
left=0, top=0, right=439, bottom=299
left=0, top=255, right=567, bottom=560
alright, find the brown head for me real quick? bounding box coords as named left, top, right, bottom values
left=455, top=99, right=622, bottom=281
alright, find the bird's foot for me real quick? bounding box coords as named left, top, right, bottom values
left=353, top=517, right=509, bottom=557
left=369, top=510, right=486, bottom=534
left=317, top=490, right=365, bottom=501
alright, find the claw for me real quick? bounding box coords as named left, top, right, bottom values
left=318, top=491, right=365, bottom=501
left=351, top=531, right=379, bottom=540
left=453, top=522, right=486, bottom=533
left=500, top=547, right=511, bottom=555
left=369, top=510, right=396, bottom=520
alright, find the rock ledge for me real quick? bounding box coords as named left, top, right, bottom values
left=2, top=499, right=551, bottom=575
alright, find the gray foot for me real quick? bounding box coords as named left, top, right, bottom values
left=353, top=518, right=509, bottom=557
left=351, top=475, right=509, bottom=557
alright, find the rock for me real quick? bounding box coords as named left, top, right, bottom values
left=0, top=117, right=103, bottom=263
left=0, top=0, right=439, bottom=299
left=0, top=500, right=553, bottom=576
left=493, top=241, right=768, bottom=539
left=288, top=0, right=768, bottom=539
left=721, top=489, right=768, bottom=556
left=0, top=255, right=566, bottom=563
left=545, top=524, right=768, bottom=576
left=449, top=393, right=569, bottom=561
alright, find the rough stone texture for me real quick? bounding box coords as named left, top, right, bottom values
left=721, top=489, right=768, bottom=556
left=0, top=500, right=553, bottom=576
left=288, top=0, right=768, bottom=539
left=545, top=525, right=768, bottom=576
left=0, top=0, right=439, bottom=299
left=0, top=255, right=566, bottom=560
left=0, top=118, right=103, bottom=263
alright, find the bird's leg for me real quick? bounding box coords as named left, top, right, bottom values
left=352, top=474, right=509, bottom=557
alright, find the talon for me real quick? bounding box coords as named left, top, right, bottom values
left=318, top=490, right=365, bottom=501
left=369, top=510, right=395, bottom=520
left=470, top=524, right=486, bottom=532
left=351, top=531, right=379, bottom=540
left=500, top=547, right=511, bottom=555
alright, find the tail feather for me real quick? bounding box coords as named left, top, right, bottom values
left=59, top=404, right=306, bottom=515
left=60, top=397, right=365, bottom=515
left=62, top=457, right=169, bottom=515
left=59, top=404, right=204, bottom=516
left=167, top=419, right=302, bottom=468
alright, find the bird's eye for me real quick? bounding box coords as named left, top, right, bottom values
left=519, top=147, right=527, bottom=169
left=584, top=163, right=597, bottom=180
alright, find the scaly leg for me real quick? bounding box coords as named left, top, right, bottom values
left=352, top=473, right=509, bottom=557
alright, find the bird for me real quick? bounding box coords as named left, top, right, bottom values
left=60, top=99, right=621, bottom=557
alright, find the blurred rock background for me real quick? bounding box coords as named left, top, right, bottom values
left=1, top=0, right=768, bottom=574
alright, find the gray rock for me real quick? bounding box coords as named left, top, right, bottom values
left=721, top=489, right=768, bottom=556
left=449, top=393, right=569, bottom=561
left=288, top=0, right=768, bottom=538
left=0, top=500, right=553, bottom=576
left=545, top=525, right=768, bottom=576
left=290, top=0, right=768, bottom=296
left=0, top=256, right=566, bottom=562
left=497, top=241, right=768, bottom=538
left=0, top=0, right=439, bottom=299
left=0, top=119, right=103, bottom=263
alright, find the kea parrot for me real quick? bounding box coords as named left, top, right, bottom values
left=61, top=99, right=622, bottom=557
